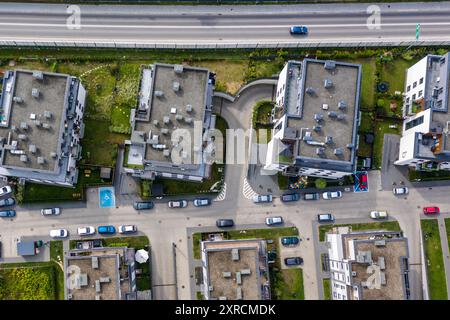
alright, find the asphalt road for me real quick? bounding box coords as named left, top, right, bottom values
left=1, top=2, right=450, bottom=44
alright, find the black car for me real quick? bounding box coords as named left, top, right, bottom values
left=216, top=219, right=234, bottom=228
left=280, top=193, right=300, bottom=202
left=284, top=257, right=304, bottom=266
left=133, top=201, right=154, bottom=210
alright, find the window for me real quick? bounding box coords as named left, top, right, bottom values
left=418, top=90, right=423, bottom=97
left=413, top=81, right=417, bottom=88
left=419, top=77, right=424, bottom=84
left=405, top=115, right=424, bottom=130
left=407, top=85, right=411, bottom=92
left=406, top=97, right=410, bottom=104
left=412, top=94, right=416, bottom=101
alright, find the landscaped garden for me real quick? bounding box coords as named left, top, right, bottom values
left=318, top=220, right=401, bottom=242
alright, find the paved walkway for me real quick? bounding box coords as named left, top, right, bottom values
left=437, top=215, right=450, bottom=299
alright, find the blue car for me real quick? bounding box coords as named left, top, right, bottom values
left=98, top=225, right=116, bottom=234
left=290, top=26, right=308, bottom=35
left=281, top=236, right=300, bottom=246
left=0, top=210, right=15, bottom=218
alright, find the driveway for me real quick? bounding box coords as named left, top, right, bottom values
left=381, top=134, right=410, bottom=190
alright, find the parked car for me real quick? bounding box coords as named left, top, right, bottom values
left=0, top=197, right=15, bottom=207
left=317, top=213, right=335, bottom=223
left=168, top=200, right=188, bottom=209
left=423, top=206, right=440, bottom=215
left=216, top=219, right=234, bottom=228
left=118, top=225, right=137, bottom=234
left=281, top=236, right=300, bottom=246
left=322, top=191, right=342, bottom=200
left=193, top=198, right=211, bottom=207
left=290, top=26, right=308, bottom=35
left=359, top=174, right=368, bottom=188
left=0, top=210, right=15, bottom=218
left=252, top=194, right=273, bottom=203
left=370, top=211, right=388, bottom=219
left=77, top=226, right=95, bottom=236
left=133, top=201, right=154, bottom=210
left=0, top=185, right=12, bottom=197
left=280, top=193, right=300, bottom=202
left=304, top=193, right=319, bottom=200
left=41, top=208, right=61, bottom=216
left=98, top=225, right=116, bottom=234
left=265, top=216, right=283, bottom=226
left=393, top=187, right=409, bottom=195
left=284, top=257, right=304, bottom=266
left=49, top=229, right=68, bottom=238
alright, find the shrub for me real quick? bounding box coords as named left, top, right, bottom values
left=315, top=178, right=327, bottom=189
left=376, top=98, right=386, bottom=108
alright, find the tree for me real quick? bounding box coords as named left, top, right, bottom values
left=315, top=178, right=327, bottom=189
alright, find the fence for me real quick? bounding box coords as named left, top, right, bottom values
left=2, top=39, right=450, bottom=50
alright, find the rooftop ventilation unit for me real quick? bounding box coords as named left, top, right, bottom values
left=324, top=60, right=336, bottom=70
left=161, top=128, right=169, bottom=135
left=325, top=136, right=333, bottom=144
left=13, top=96, right=23, bottom=103
left=35, top=120, right=42, bottom=127
left=231, top=248, right=239, bottom=261
left=32, top=71, right=44, bottom=80
left=170, top=107, right=177, bottom=114
left=316, top=147, right=325, bottom=155
left=153, top=120, right=159, bottom=127
left=50, top=152, right=57, bottom=159
left=44, top=111, right=52, bottom=119
left=37, top=157, right=45, bottom=164
left=303, top=131, right=313, bottom=142
left=31, top=88, right=40, bottom=98
left=42, top=123, right=50, bottom=129
left=328, top=111, right=337, bottom=118
left=322, top=103, right=329, bottom=110
left=175, top=114, right=183, bottom=121
left=324, top=79, right=333, bottom=89
left=337, top=114, right=346, bottom=121
left=20, top=122, right=28, bottom=130
left=186, top=104, right=193, bottom=113
left=314, top=114, right=324, bottom=122
left=181, top=151, right=188, bottom=159
left=334, top=148, right=343, bottom=156
left=306, top=87, right=315, bottom=95
left=185, top=117, right=193, bottom=124
left=20, top=154, right=28, bottom=162
left=148, top=135, right=159, bottom=144
left=11, top=125, right=17, bottom=132
left=163, top=116, right=170, bottom=124
left=338, top=100, right=347, bottom=110
left=163, top=149, right=170, bottom=157
left=173, top=81, right=180, bottom=92
left=18, top=134, right=27, bottom=141
left=154, top=90, right=164, bottom=97
left=313, top=125, right=322, bottom=132
left=346, top=143, right=354, bottom=149
left=174, top=64, right=184, bottom=74
left=29, top=145, right=37, bottom=153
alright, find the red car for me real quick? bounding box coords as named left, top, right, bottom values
left=359, top=174, right=368, bottom=188
left=423, top=206, right=440, bottom=215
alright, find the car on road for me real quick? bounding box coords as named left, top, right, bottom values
left=423, top=206, right=440, bottom=215
left=216, top=219, right=234, bottom=228
left=252, top=195, right=273, bottom=203
left=370, top=211, right=388, bottom=219
left=0, top=185, right=12, bottom=197
left=98, top=225, right=116, bottom=234
left=280, top=193, right=300, bottom=202
left=284, top=257, right=304, bottom=266
left=133, top=201, right=154, bottom=210
left=119, top=225, right=137, bottom=234
left=317, top=213, right=335, bottom=223
left=193, top=198, right=211, bottom=207
left=0, top=197, right=15, bottom=207
left=290, top=26, right=308, bottom=35
left=0, top=210, right=15, bottom=218
left=49, top=229, right=69, bottom=238
left=77, top=226, right=95, bottom=236
left=168, top=200, right=188, bottom=208
left=266, top=216, right=283, bottom=226
left=393, top=187, right=409, bottom=195
left=322, top=191, right=342, bottom=200
left=41, top=208, right=61, bottom=216
left=281, top=236, right=300, bottom=246
left=304, top=193, right=319, bottom=200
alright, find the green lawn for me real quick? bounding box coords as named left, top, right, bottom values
left=101, top=236, right=150, bottom=249
left=380, top=58, right=419, bottom=95
left=409, top=169, right=450, bottom=182
left=344, top=58, right=376, bottom=110
left=421, top=219, right=448, bottom=300
left=445, top=218, right=450, bottom=250
left=373, top=119, right=402, bottom=169
left=50, top=241, right=64, bottom=265
left=277, top=172, right=289, bottom=190
left=319, top=221, right=401, bottom=242
left=323, top=278, right=332, bottom=300
left=193, top=233, right=202, bottom=260
left=272, top=268, right=304, bottom=300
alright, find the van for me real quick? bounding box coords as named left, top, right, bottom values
left=317, top=213, right=334, bottom=223
left=304, top=193, right=319, bottom=200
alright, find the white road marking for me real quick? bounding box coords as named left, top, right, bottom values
left=243, top=178, right=258, bottom=200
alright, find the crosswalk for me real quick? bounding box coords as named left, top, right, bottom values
left=243, top=178, right=258, bottom=199
left=214, top=182, right=227, bottom=201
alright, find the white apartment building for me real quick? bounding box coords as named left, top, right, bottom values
left=265, top=59, right=362, bottom=179
left=395, top=52, right=450, bottom=170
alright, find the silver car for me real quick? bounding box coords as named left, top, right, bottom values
left=41, top=208, right=61, bottom=216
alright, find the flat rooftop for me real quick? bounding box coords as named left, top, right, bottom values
left=203, top=240, right=268, bottom=300
left=135, top=63, right=208, bottom=163
left=0, top=70, right=68, bottom=171
left=287, top=60, right=360, bottom=162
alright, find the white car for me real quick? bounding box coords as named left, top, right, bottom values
left=265, top=216, right=283, bottom=226
left=77, top=226, right=95, bottom=236
left=393, top=187, right=409, bottom=195
left=370, top=211, right=388, bottom=219
left=252, top=195, right=273, bottom=203
left=322, top=191, right=342, bottom=200
left=168, top=200, right=188, bottom=208
left=118, top=225, right=137, bottom=234
left=49, top=229, right=68, bottom=238
left=41, top=208, right=61, bottom=216
left=0, top=185, right=12, bottom=197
